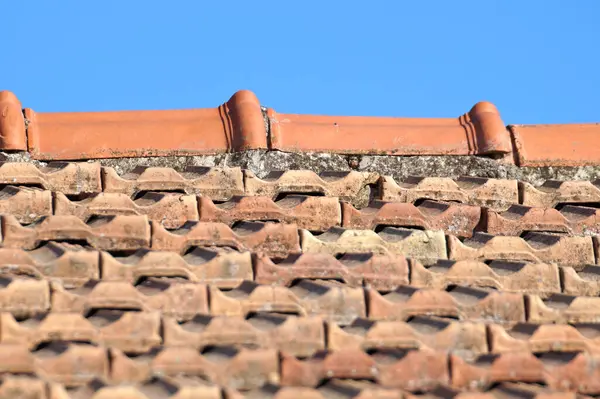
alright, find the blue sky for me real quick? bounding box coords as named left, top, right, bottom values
left=2, top=1, right=598, bottom=124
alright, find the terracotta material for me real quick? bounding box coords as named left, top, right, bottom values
left=410, top=259, right=561, bottom=297
left=485, top=204, right=600, bottom=236
left=163, top=313, right=325, bottom=357
left=0, top=277, right=50, bottom=319
left=199, top=195, right=342, bottom=231
left=341, top=199, right=481, bottom=238
left=50, top=380, right=223, bottom=399
left=0, top=161, right=101, bottom=194
left=209, top=280, right=365, bottom=325
left=451, top=351, right=600, bottom=394
left=327, top=317, right=487, bottom=360
left=0, top=311, right=161, bottom=354
left=54, top=191, right=199, bottom=229
left=102, top=166, right=244, bottom=201
left=243, top=170, right=380, bottom=202
left=101, top=248, right=252, bottom=288
left=0, top=243, right=99, bottom=288
left=520, top=180, right=600, bottom=208
left=0, top=376, right=47, bottom=399
left=527, top=294, right=600, bottom=323
left=236, top=383, right=405, bottom=399
left=254, top=252, right=409, bottom=291
left=268, top=101, right=511, bottom=156
left=151, top=220, right=301, bottom=258
left=109, top=346, right=279, bottom=390
left=0, top=91, right=26, bottom=150
left=0, top=186, right=52, bottom=224
left=511, top=123, right=600, bottom=166
left=25, top=90, right=267, bottom=160
left=368, top=285, right=525, bottom=324
left=280, top=348, right=449, bottom=390
left=381, top=176, right=519, bottom=212
left=447, top=232, right=595, bottom=267
left=489, top=323, right=600, bottom=353
left=0, top=342, right=108, bottom=387
left=1, top=214, right=151, bottom=251
left=561, top=265, right=600, bottom=296
left=300, top=227, right=447, bottom=265
left=50, top=280, right=208, bottom=321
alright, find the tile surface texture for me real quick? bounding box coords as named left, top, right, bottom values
left=2, top=89, right=600, bottom=396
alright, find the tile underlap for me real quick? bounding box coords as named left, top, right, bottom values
left=0, top=89, right=600, bottom=396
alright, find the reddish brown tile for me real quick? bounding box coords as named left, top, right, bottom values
left=327, top=317, right=487, bottom=360
left=0, top=91, right=27, bottom=150
left=268, top=101, right=511, bottom=156
left=448, top=232, right=594, bottom=267
left=280, top=348, right=449, bottom=390
left=234, top=382, right=404, bottom=399
left=254, top=252, right=409, bottom=291
left=510, top=123, right=600, bottom=167
left=0, top=342, right=108, bottom=387
left=0, top=243, right=99, bottom=288
left=0, top=376, right=47, bottom=399
left=101, top=248, right=252, bottom=288
left=527, top=294, right=600, bottom=323
left=163, top=313, right=324, bottom=357
left=1, top=215, right=151, bottom=251
left=451, top=351, right=600, bottom=394
left=341, top=200, right=481, bottom=238
left=51, top=378, right=224, bottom=399
left=244, top=170, right=380, bottom=201
left=301, top=227, right=447, bottom=265
left=489, top=323, right=600, bottom=353
left=109, top=346, right=279, bottom=390
left=368, top=286, right=525, bottom=325
left=0, top=186, right=51, bottom=224
left=102, top=165, right=244, bottom=201
left=520, top=180, right=600, bottom=208
left=199, top=195, right=341, bottom=232
left=562, top=265, right=600, bottom=295
left=51, top=280, right=208, bottom=321
left=0, top=311, right=161, bottom=354
left=209, top=280, right=365, bottom=325
left=0, top=276, right=50, bottom=318
left=151, top=221, right=301, bottom=258
left=26, top=90, right=267, bottom=160
left=410, top=260, right=560, bottom=297
left=381, top=176, right=519, bottom=212
left=54, top=192, right=199, bottom=229
left=0, top=161, right=101, bottom=194
left=485, top=204, right=600, bottom=236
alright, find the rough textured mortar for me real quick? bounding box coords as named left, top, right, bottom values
left=3, top=150, right=600, bottom=187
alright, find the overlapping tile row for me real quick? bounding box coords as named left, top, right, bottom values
left=5, top=245, right=600, bottom=297
left=4, top=163, right=600, bottom=241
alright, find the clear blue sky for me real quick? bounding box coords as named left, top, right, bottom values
left=3, top=1, right=599, bottom=124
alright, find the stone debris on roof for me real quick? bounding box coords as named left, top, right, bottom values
left=1, top=89, right=600, bottom=397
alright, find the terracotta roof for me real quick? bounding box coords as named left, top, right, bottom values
left=1, top=88, right=600, bottom=396
left=3, top=89, right=600, bottom=165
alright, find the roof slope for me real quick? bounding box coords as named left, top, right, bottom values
left=0, top=89, right=599, bottom=397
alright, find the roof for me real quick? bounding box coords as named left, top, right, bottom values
left=0, top=89, right=599, bottom=397
left=3, top=89, right=600, bottom=166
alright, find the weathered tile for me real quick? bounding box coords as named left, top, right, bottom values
left=254, top=252, right=408, bottom=291
left=163, top=313, right=324, bottom=357
left=301, top=227, right=447, bottom=265
left=54, top=191, right=198, bottom=229
left=102, top=165, right=244, bottom=201
left=410, top=260, right=560, bottom=297
left=381, top=176, right=518, bottom=212
left=101, top=248, right=252, bottom=289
